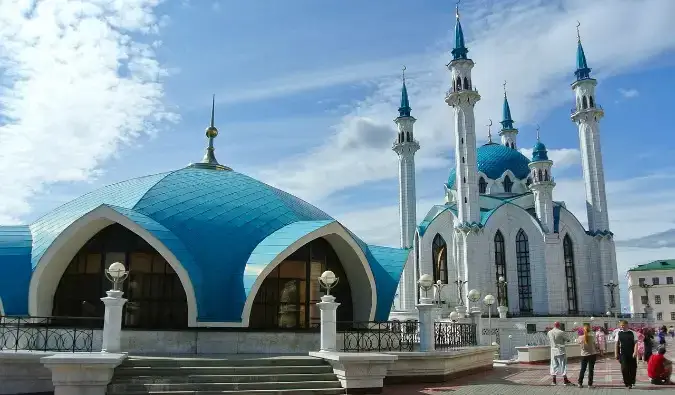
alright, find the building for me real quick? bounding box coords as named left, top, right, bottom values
left=0, top=99, right=410, bottom=331
left=627, top=260, right=675, bottom=327
left=392, top=7, right=619, bottom=318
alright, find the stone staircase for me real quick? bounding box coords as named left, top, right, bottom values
left=108, top=355, right=345, bottom=395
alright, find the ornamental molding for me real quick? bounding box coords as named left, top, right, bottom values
left=454, top=221, right=484, bottom=234
left=586, top=229, right=614, bottom=240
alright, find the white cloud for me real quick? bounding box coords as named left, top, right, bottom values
left=0, top=0, right=173, bottom=223
left=618, top=88, right=639, bottom=99
left=256, top=0, right=675, bottom=203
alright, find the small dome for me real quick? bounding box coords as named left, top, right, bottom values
left=532, top=141, right=549, bottom=161
left=447, top=143, right=530, bottom=188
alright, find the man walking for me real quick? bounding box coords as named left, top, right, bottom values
left=615, top=320, right=639, bottom=389
left=548, top=322, right=572, bottom=386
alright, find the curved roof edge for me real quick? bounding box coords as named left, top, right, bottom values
left=0, top=226, right=33, bottom=315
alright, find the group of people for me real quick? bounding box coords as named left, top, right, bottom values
left=547, top=320, right=672, bottom=388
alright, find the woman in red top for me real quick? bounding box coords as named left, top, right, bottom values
left=647, top=346, right=673, bottom=385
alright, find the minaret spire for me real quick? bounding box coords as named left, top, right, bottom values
left=190, top=95, right=231, bottom=171
left=393, top=66, right=420, bottom=312
left=498, top=80, right=518, bottom=149
left=575, top=21, right=592, bottom=80
left=451, top=1, right=469, bottom=60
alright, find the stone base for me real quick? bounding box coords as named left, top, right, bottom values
left=41, top=353, right=127, bottom=395
left=309, top=351, right=397, bottom=392
left=0, top=351, right=54, bottom=395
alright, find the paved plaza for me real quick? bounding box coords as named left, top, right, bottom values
left=384, top=340, right=675, bottom=394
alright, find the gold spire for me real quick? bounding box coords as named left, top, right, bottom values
left=190, top=94, right=231, bottom=171
left=487, top=119, right=493, bottom=143
left=576, top=20, right=581, bottom=42
left=503, top=80, right=507, bottom=97
left=206, top=94, right=218, bottom=138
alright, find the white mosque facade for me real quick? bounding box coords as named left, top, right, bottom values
left=391, top=13, right=620, bottom=318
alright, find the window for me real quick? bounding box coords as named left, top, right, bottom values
left=671, top=312, right=675, bottom=321
left=53, top=224, right=188, bottom=329
left=639, top=278, right=645, bottom=286
left=657, top=312, right=663, bottom=321
left=563, top=234, right=579, bottom=315
left=582, top=96, right=588, bottom=109
left=526, top=178, right=531, bottom=187
left=432, top=234, right=448, bottom=284
left=462, top=156, right=465, bottom=163
left=503, top=175, right=513, bottom=193
left=463, top=77, right=469, bottom=90
left=667, top=277, right=673, bottom=285
left=250, top=238, right=353, bottom=329
left=516, top=230, right=533, bottom=313
left=669, top=295, right=674, bottom=304
left=655, top=295, right=662, bottom=305
left=589, top=96, right=594, bottom=108
left=526, top=324, right=537, bottom=334
left=478, top=177, right=487, bottom=194
left=653, top=277, right=660, bottom=285
left=494, top=230, right=508, bottom=306
left=641, top=296, right=649, bottom=305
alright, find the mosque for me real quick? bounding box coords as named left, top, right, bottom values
left=0, top=8, right=618, bottom=333
left=392, top=11, right=620, bottom=319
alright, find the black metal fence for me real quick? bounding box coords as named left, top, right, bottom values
left=434, top=322, right=478, bottom=350
left=0, top=316, right=102, bottom=352
left=338, top=320, right=419, bottom=352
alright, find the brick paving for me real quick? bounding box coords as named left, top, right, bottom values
left=382, top=339, right=675, bottom=395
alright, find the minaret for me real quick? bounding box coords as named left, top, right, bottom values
left=393, top=67, right=420, bottom=313
left=393, top=66, right=419, bottom=248
left=445, top=5, right=481, bottom=226
left=528, top=127, right=555, bottom=233
left=499, top=81, right=518, bottom=149
left=191, top=95, right=231, bottom=171
left=570, top=23, right=609, bottom=232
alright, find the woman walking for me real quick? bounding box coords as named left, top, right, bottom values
left=637, top=329, right=645, bottom=362
left=577, top=323, right=600, bottom=388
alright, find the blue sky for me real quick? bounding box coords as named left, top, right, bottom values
left=2, top=0, right=675, bottom=308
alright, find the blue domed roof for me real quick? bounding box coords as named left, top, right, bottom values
left=0, top=166, right=408, bottom=322
left=532, top=141, right=549, bottom=161
left=447, top=143, right=531, bottom=188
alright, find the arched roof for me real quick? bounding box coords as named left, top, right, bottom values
left=447, top=143, right=531, bottom=188
left=0, top=166, right=409, bottom=324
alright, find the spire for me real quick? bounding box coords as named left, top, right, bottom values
left=451, top=1, right=469, bottom=60
left=486, top=119, right=493, bottom=144
left=532, top=125, right=549, bottom=161
left=398, top=66, right=412, bottom=117
left=191, top=95, right=230, bottom=171
left=500, top=80, right=514, bottom=130
left=575, top=21, right=592, bottom=80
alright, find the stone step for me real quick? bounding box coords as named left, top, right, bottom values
left=121, top=356, right=326, bottom=368
left=108, top=389, right=345, bottom=395
left=114, top=373, right=339, bottom=384
left=109, top=380, right=343, bottom=393
left=114, top=365, right=334, bottom=376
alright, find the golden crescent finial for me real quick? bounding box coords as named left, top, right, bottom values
left=576, top=21, right=581, bottom=42
left=487, top=119, right=493, bottom=143
left=503, top=80, right=507, bottom=96
left=536, top=124, right=541, bottom=141
left=456, top=0, right=461, bottom=19
left=402, top=65, right=406, bottom=83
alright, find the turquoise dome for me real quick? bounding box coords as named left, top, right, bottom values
left=447, top=143, right=531, bottom=188
left=0, top=166, right=407, bottom=322
left=532, top=141, right=549, bottom=161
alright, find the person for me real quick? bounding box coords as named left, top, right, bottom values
left=596, top=327, right=607, bottom=354
left=644, top=328, right=655, bottom=363
left=637, top=329, right=645, bottom=361
left=576, top=323, right=600, bottom=388
left=615, top=320, right=639, bottom=389
left=548, top=322, right=572, bottom=386
left=658, top=326, right=667, bottom=347
left=669, top=325, right=674, bottom=339
left=647, top=346, right=673, bottom=385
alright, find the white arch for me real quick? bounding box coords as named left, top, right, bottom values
left=29, top=205, right=199, bottom=327
left=240, top=221, right=377, bottom=327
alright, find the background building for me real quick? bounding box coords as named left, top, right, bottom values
left=627, top=260, right=675, bottom=327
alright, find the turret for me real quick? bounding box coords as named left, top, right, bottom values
left=528, top=127, right=555, bottom=233
left=499, top=81, right=518, bottom=149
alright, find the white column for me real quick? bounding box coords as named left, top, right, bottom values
left=41, top=353, right=126, bottom=395
left=101, top=290, right=127, bottom=353
left=318, top=294, right=340, bottom=352
left=416, top=296, right=436, bottom=352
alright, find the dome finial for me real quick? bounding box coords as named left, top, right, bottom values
left=487, top=119, right=493, bottom=144
left=576, top=20, right=581, bottom=43
left=191, top=95, right=231, bottom=171
left=503, top=80, right=507, bottom=97
left=456, top=0, right=460, bottom=19
left=536, top=124, right=540, bottom=142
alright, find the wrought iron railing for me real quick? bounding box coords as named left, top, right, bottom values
left=434, top=322, right=477, bottom=350
left=525, top=331, right=578, bottom=346
left=0, top=316, right=102, bottom=352
left=338, top=320, right=419, bottom=352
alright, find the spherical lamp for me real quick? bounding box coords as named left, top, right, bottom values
left=484, top=294, right=495, bottom=306
left=468, top=289, right=481, bottom=303
left=319, top=270, right=339, bottom=295
left=449, top=311, right=461, bottom=322
left=105, top=262, right=128, bottom=291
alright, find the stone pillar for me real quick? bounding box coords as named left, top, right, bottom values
left=497, top=305, right=508, bottom=319
left=41, top=353, right=126, bottom=395
left=101, top=290, right=127, bottom=353
left=318, top=294, right=340, bottom=352
left=417, top=296, right=436, bottom=352
left=471, top=310, right=484, bottom=345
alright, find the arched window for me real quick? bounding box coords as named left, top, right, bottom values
left=544, top=169, right=549, bottom=181
left=456, top=77, right=462, bottom=91
left=494, top=231, right=507, bottom=306
left=515, top=229, right=533, bottom=313
left=478, top=177, right=487, bottom=194
left=538, top=170, right=543, bottom=182
left=250, top=238, right=353, bottom=329
left=463, top=77, right=469, bottom=90
left=589, top=96, right=594, bottom=108
left=526, top=178, right=532, bottom=187
left=582, top=96, right=588, bottom=109
left=503, top=175, right=513, bottom=193
left=53, top=224, right=188, bottom=329
left=563, top=234, right=579, bottom=314
left=432, top=234, right=448, bottom=284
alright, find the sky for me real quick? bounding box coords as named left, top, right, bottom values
left=1, top=0, right=675, bottom=310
